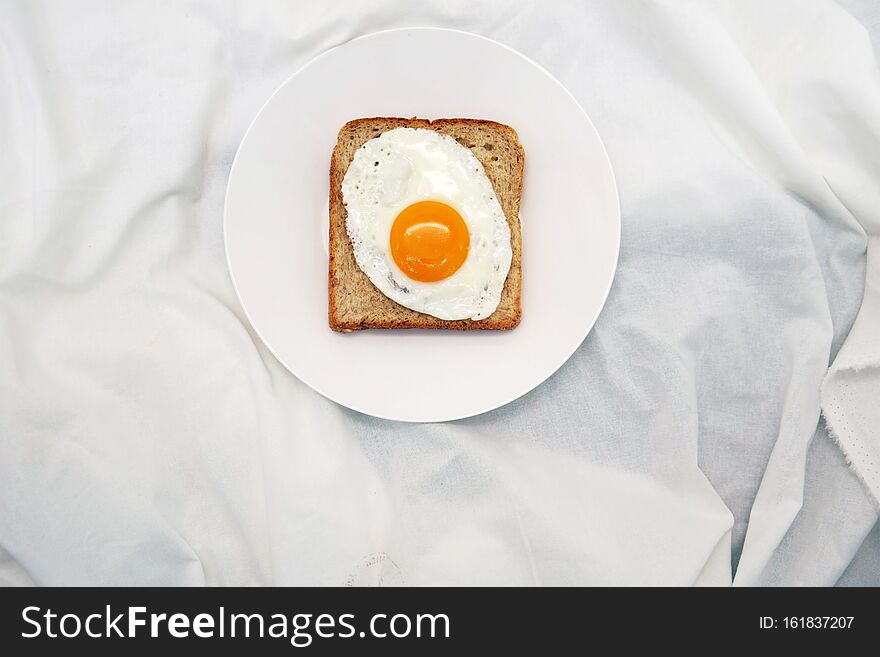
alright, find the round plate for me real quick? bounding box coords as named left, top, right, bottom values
left=225, top=28, right=620, bottom=422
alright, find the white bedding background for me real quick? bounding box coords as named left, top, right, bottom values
left=1, top=0, right=879, bottom=586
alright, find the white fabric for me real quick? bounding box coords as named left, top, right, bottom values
left=0, top=0, right=878, bottom=586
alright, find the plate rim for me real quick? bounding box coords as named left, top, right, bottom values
left=223, top=26, right=621, bottom=423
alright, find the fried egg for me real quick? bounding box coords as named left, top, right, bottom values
left=341, top=127, right=512, bottom=321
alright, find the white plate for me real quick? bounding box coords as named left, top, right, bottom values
left=224, top=28, right=620, bottom=422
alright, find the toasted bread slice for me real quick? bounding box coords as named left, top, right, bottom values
left=329, top=117, right=524, bottom=331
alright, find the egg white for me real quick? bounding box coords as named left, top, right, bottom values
left=341, top=127, right=512, bottom=321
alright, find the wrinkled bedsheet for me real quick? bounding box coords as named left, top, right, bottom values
left=1, top=0, right=878, bottom=585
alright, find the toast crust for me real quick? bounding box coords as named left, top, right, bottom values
left=329, top=117, right=524, bottom=331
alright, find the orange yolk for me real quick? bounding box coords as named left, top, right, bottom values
left=390, top=201, right=470, bottom=282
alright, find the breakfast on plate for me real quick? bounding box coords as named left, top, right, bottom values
left=328, top=118, right=524, bottom=331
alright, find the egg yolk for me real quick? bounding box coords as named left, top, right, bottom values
left=390, top=201, right=470, bottom=282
